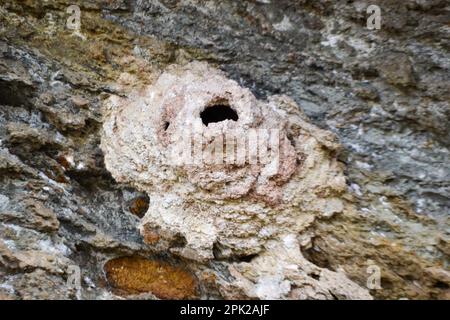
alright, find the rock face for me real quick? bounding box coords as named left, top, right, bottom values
left=0, top=0, right=448, bottom=300
left=101, top=62, right=371, bottom=299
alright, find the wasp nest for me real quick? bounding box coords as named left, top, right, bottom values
left=101, top=62, right=371, bottom=299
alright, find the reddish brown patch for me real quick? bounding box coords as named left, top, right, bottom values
left=129, top=196, right=149, bottom=218
left=57, top=155, right=72, bottom=170
left=143, top=231, right=160, bottom=245
left=104, top=256, right=198, bottom=299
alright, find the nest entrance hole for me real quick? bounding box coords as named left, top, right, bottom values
left=200, top=102, right=238, bottom=126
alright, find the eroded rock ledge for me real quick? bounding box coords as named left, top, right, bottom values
left=101, top=62, right=371, bottom=299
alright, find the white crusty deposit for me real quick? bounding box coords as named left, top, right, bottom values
left=101, top=62, right=371, bottom=299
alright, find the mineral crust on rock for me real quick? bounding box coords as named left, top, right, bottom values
left=101, top=62, right=372, bottom=299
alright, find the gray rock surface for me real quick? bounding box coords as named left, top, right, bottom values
left=0, top=0, right=448, bottom=299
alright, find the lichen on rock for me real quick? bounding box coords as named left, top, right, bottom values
left=101, top=62, right=371, bottom=299
left=104, top=256, right=198, bottom=299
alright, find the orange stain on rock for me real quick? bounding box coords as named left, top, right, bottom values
left=104, top=256, right=198, bottom=299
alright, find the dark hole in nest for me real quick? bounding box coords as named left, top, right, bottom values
left=200, top=104, right=238, bottom=126
left=170, top=233, right=187, bottom=248
left=164, top=122, right=170, bottom=131
left=309, top=273, right=320, bottom=280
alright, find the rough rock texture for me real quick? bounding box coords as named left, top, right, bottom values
left=0, top=0, right=449, bottom=300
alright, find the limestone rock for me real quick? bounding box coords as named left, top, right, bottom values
left=374, top=51, right=416, bottom=87
left=0, top=241, right=70, bottom=274
left=14, top=269, right=74, bottom=300
left=0, top=0, right=447, bottom=300
left=0, top=199, right=59, bottom=233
